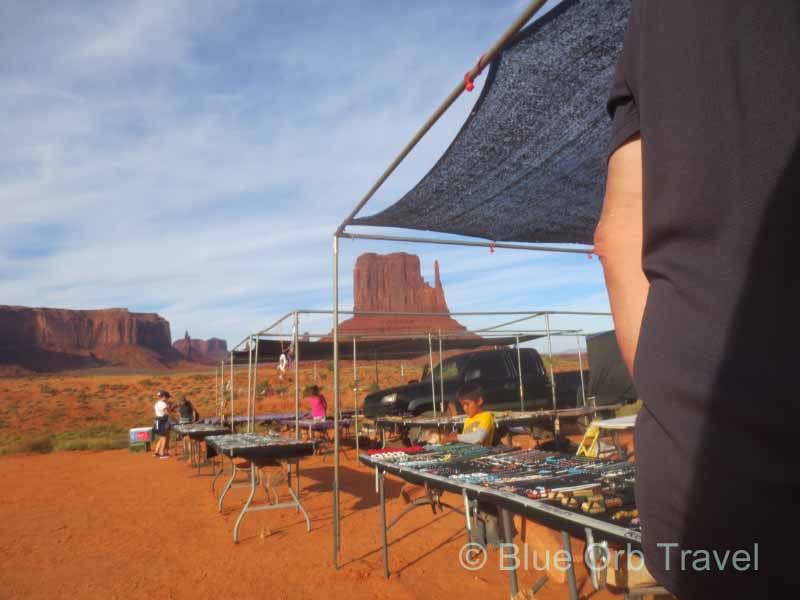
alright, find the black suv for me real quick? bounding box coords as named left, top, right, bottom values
left=361, top=347, right=563, bottom=418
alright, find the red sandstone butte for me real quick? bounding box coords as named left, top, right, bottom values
left=173, top=332, right=228, bottom=363
left=337, top=253, right=469, bottom=335
left=0, top=305, right=180, bottom=372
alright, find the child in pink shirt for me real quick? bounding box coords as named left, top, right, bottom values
left=307, top=385, right=327, bottom=420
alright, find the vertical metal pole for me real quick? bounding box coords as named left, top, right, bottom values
left=501, top=508, right=520, bottom=596
left=561, top=530, right=579, bottom=600
left=229, top=352, right=235, bottom=433
left=252, top=334, right=260, bottom=432
left=576, top=333, right=586, bottom=407
left=332, top=235, right=341, bottom=568
left=438, top=329, right=444, bottom=413
left=294, top=312, right=300, bottom=439
left=220, top=360, right=225, bottom=423
left=314, top=361, right=318, bottom=382
left=428, top=333, right=436, bottom=417
left=516, top=335, right=525, bottom=411
left=353, top=338, right=359, bottom=453
left=544, top=313, right=558, bottom=435
left=215, top=366, right=219, bottom=420
left=247, top=336, right=253, bottom=434
left=400, top=361, right=404, bottom=379
left=379, top=470, right=389, bottom=578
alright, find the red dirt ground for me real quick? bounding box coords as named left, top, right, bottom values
left=0, top=445, right=638, bottom=600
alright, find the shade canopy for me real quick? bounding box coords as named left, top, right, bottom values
left=232, top=333, right=542, bottom=363
left=350, top=0, right=630, bottom=245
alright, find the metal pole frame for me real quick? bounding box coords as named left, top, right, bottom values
left=252, top=334, right=260, bottom=432
left=332, top=235, right=341, bottom=568
left=545, top=313, right=558, bottom=436
left=353, top=338, right=359, bottom=453
left=428, top=333, right=436, bottom=417
left=438, top=329, right=444, bottom=413
left=229, top=351, right=234, bottom=433
left=516, top=334, right=525, bottom=411
left=247, top=335, right=253, bottom=434
left=294, top=311, right=300, bottom=440
left=338, top=231, right=591, bottom=256
left=576, top=333, right=587, bottom=407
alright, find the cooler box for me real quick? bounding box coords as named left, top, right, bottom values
left=130, top=427, right=153, bottom=443
left=129, top=427, right=153, bottom=450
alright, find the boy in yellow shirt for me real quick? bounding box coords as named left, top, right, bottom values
left=442, top=383, right=496, bottom=446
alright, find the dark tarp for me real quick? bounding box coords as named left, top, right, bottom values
left=232, top=334, right=541, bottom=364
left=351, top=0, right=630, bottom=245
left=586, top=330, right=637, bottom=406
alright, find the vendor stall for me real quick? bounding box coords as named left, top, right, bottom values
left=360, top=444, right=639, bottom=600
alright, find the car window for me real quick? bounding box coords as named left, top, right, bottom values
left=520, top=350, right=545, bottom=376
left=424, top=354, right=470, bottom=382
left=475, top=352, right=510, bottom=379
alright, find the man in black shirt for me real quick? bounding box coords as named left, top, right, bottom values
left=595, top=2, right=798, bottom=597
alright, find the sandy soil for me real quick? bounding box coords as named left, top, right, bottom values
left=0, top=445, right=633, bottom=600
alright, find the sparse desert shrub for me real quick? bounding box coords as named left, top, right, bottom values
left=39, top=383, right=58, bottom=396
left=21, top=436, right=54, bottom=453
left=138, top=378, right=157, bottom=387
left=367, top=382, right=381, bottom=394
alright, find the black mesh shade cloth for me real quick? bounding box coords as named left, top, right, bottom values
left=350, top=0, right=630, bottom=245
left=232, top=333, right=541, bottom=363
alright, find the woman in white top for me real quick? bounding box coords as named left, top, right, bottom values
left=153, top=390, right=174, bottom=458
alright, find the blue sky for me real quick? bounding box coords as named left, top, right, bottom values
left=0, top=0, right=612, bottom=352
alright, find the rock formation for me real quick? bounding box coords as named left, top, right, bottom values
left=338, top=253, right=468, bottom=335
left=0, top=306, right=180, bottom=371
left=173, top=334, right=228, bottom=363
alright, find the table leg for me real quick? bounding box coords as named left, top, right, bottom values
left=561, top=530, right=579, bottom=600
left=211, top=455, right=223, bottom=491
left=500, top=508, right=519, bottom=597
left=379, top=469, right=389, bottom=578
left=286, top=461, right=311, bottom=532
left=218, top=460, right=238, bottom=512
left=233, top=464, right=257, bottom=543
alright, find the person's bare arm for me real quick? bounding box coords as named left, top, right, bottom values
left=594, top=136, right=647, bottom=376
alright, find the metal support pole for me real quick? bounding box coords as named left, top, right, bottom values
left=229, top=352, right=234, bottom=433
left=220, top=360, right=225, bottom=423
left=214, top=366, right=218, bottom=420
left=576, top=333, right=587, bottom=407
left=294, top=312, right=300, bottom=439
left=561, top=530, right=579, bottom=600
left=332, top=235, right=341, bottom=567
left=247, top=336, right=253, bottom=434
left=501, top=508, right=520, bottom=597
left=252, top=334, right=260, bottom=432
left=379, top=470, right=389, bottom=578
left=353, top=338, right=359, bottom=453
left=428, top=333, right=436, bottom=417
left=400, top=361, right=404, bottom=379
left=545, top=313, right=558, bottom=435
left=516, top=334, right=525, bottom=411
left=438, top=329, right=444, bottom=413
left=314, top=361, right=317, bottom=382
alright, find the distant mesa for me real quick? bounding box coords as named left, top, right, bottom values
left=173, top=330, right=228, bottom=364
left=0, top=305, right=226, bottom=373
left=337, top=252, right=469, bottom=335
